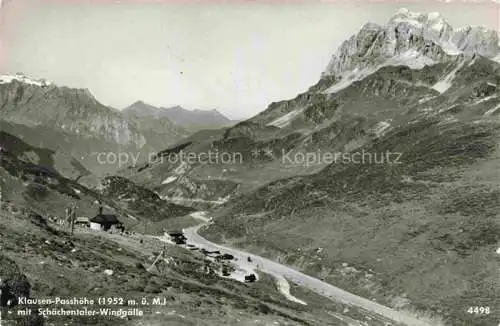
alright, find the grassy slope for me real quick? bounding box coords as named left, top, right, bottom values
left=0, top=131, right=364, bottom=325
left=0, top=125, right=92, bottom=180
left=98, top=176, right=195, bottom=222
left=0, top=207, right=359, bottom=326
left=119, top=64, right=453, bottom=205
left=204, top=115, right=500, bottom=326
left=0, top=130, right=199, bottom=233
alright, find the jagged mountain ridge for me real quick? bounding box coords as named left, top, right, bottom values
left=122, top=100, right=166, bottom=117
left=163, top=105, right=233, bottom=126
left=0, top=74, right=189, bottom=176
left=123, top=101, right=235, bottom=131
left=243, top=9, right=500, bottom=129
left=323, top=8, right=499, bottom=78
left=0, top=74, right=144, bottom=146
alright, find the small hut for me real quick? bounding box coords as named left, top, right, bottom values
left=74, top=217, right=90, bottom=228
left=90, top=206, right=121, bottom=231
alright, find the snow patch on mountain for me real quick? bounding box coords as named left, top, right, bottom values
left=372, top=120, right=392, bottom=137
left=267, top=108, right=304, bottom=128
left=162, top=176, right=178, bottom=184
left=484, top=103, right=500, bottom=116
left=325, top=49, right=437, bottom=94
left=472, top=95, right=498, bottom=105
left=438, top=104, right=459, bottom=114
left=432, top=60, right=465, bottom=93
left=173, top=161, right=189, bottom=174
left=418, top=96, right=436, bottom=104
left=324, top=67, right=375, bottom=94
left=385, top=49, right=437, bottom=69
left=439, top=41, right=462, bottom=56
left=0, top=74, right=51, bottom=87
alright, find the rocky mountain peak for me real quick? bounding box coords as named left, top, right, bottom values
left=322, top=9, right=499, bottom=80
left=0, top=73, right=52, bottom=87
left=388, top=8, right=454, bottom=45
left=452, top=25, right=499, bottom=57
left=123, top=100, right=164, bottom=117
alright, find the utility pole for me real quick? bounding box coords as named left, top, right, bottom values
left=65, top=207, right=70, bottom=228
left=0, top=277, right=2, bottom=326
left=0, top=185, right=4, bottom=213
left=69, top=203, right=76, bottom=238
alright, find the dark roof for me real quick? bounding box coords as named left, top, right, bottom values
left=90, top=214, right=120, bottom=225
left=167, top=230, right=184, bottom=236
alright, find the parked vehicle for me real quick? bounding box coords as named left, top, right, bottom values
left=244, top=274, right=256, bottom=283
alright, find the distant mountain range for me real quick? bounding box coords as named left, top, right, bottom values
left=123, top=101, right=238, bottom=132
left=0, top=74, right=189, bottom=176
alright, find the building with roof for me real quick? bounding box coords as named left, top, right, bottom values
left=75, top=217, right=90, bottom=228
left=90, top=206, right=122, bottom=231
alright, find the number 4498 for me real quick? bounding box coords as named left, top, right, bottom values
left=467, top=306, right=490, bottom=315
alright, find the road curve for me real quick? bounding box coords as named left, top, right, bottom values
left=183, top=223, right=434, bottom=326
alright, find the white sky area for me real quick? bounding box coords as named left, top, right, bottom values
left=0, top=1, right=498, bottom=119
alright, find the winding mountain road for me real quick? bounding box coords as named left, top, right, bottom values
left=183, top=220, right=434, bottom=326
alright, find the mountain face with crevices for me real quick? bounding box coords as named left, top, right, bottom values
left=239, top=8, right=500, bottom=131
left=0, top=75, right=145, bottom=146
left=123, top=101, right=236, bottom=132
left=0, top=75, right=188, bottom=176
left=322, top=9, right=499, bottom=79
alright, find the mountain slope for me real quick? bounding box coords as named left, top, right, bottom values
left=205, top=115, right=500, bottom=326
left=0, top=130, right=196, bottom=230
left=122, top=100, right=165, bottom=117
left=0, top=133, right=369, bottom=326
left=0, top=123, right=91, bottom=180
left=0, top=74, right=144, bottom=146
left=163, top=105, right=233, bottom=127
left=0, top=75, right=188, bottom=176
left=122, top=109, right=190, bottom=150
left=184, top=9, right=500, bottom=326
left=123, top=101, right=236, bottom=132
left=1, top=205, right=368, bottom=326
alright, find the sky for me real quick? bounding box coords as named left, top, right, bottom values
left=0, top=0, right=498, bottom=119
